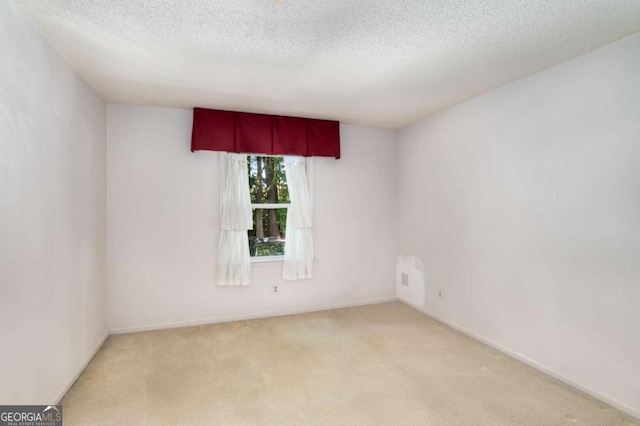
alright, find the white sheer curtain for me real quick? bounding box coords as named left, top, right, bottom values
left=218, top=153, right=252, bottom=286
left=283, top=156, right=313, bottom=280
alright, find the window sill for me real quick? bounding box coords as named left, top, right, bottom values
left=250, top=256, right=284, bottom=265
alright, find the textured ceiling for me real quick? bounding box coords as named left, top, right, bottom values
left=13, top=0, right=640, bottom=128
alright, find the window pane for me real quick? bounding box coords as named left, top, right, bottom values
left=248, top=156, right=290, bottom=204
left=248, top=208, right=287, bottom=257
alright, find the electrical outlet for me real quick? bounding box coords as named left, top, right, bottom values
left=272, top=285, right=279, bottom=295
left=438, top=289, right=444, bottom=300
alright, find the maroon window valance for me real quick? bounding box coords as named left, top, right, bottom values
left=191, top=108, right=340, bottom=159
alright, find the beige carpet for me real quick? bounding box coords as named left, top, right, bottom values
left=61, top=302, right=638, bottom=425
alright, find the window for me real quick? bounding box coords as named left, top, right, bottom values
left=247, top=156, right=289, bottom=260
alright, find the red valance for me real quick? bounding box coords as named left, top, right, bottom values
left=191, top=108, right=340, bottom=159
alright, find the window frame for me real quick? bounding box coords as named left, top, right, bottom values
left=220, top=153, right=312, bottom=264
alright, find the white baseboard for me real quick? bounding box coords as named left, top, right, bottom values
left=400, top=301, right=640, bottom=421
left=110, top=296, right=399, bottom=335
left=55, top=331, right=109, bottom=404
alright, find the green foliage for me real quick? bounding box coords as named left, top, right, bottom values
left=247, top=156, right=289, bottom=204
left=247, top=156, right=289, bottom=249
left=254, top=241, right=285, bottom=256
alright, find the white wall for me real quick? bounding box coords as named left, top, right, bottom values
left=396, top=33, right=640, bottom=416
left=107, top=104, right=396, bottom=332
left=0, top=2, right=108, bottom=404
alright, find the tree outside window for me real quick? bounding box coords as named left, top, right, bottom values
left=247, top=156, right=289, bottom=258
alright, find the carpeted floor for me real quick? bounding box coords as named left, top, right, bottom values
left=61, top=302, right=639, bottom=425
